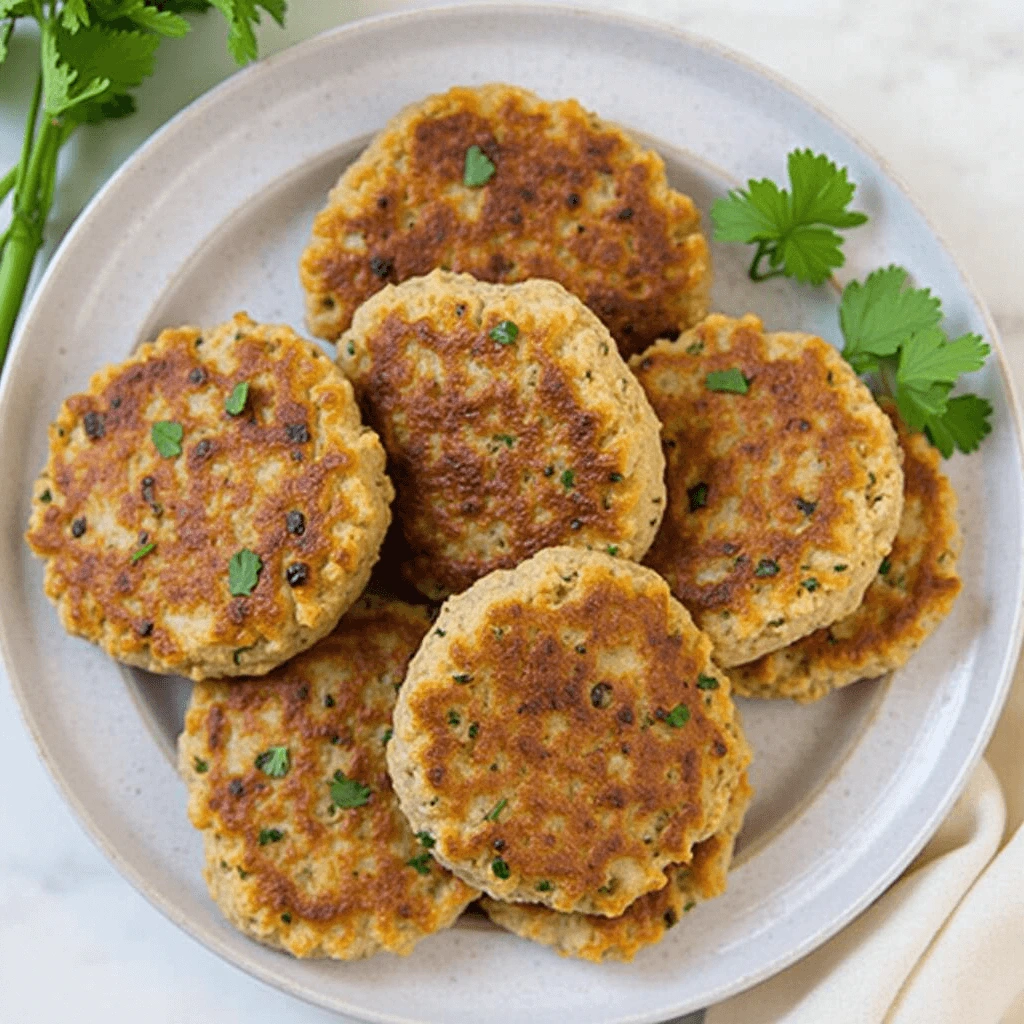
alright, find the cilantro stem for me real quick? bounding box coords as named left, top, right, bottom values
left=0, top=167, right=16, bottom=206
left=748, top=242, right=786, bottom=282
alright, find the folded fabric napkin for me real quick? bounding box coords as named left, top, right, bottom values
left=706, top=654, right=1024, bottom=1024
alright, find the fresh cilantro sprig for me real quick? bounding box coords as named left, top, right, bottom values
left=0, top=0, right=287, bottom=367
left=711, top=149, right=868, bottom=285
left=839, top=266, right=991, bottom=456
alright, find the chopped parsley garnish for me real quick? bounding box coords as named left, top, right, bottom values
left=754, top=558, right=780, bottom=578
left=406, top=853, right=432, bottom=875
left=447, top=710, right=461, bottom=727
left=710, top=149, right=868, bottom=284
left=330, top=770, right=371, bottom=809
left=705, top=368, right=750, bottom=394
left=381, top=728, right=393, bottom=745
left=834, top=564, right=848, bottom=572
left=258, top=828, right=284, bottom=846
left=324, top=694, right=335, bottom=708
left=254, top=746, right=290, bottom=778
left=536, top=880, right=553, bottom=892
left=463, top=144, right=496, bottom=187
left=683, top=900, right=697, bottom=912
left=686, top=340, right=705, bottom=355
left=416, top=831, right=436, bottom=849
left=281, top=913, right=292, bottom=924
left=493, top=433, right=516, bottom=448
left=193, top=757, right=208, bottom=774
left=489, top=320, right=519, bottom=345
left=228, top=548, right=262, bottom=596
left=491, top=857, right=511, bottom=879
left=151, top=420, right=183, bottom=458
left=665, top=704, right=690, bottom=727
left=688, top=482, right=709, bottom=511
left=696, top=675, right=719, bottom=691
left=879, top=557, right=892, bottom=576
left=609, top=472, right=623, bottom=483
left=796, top=497, right=817, bottom=515
left=224, top=381, right=249, bottom=416
left=131, top=541, right=156, bottom=563
left=606, top=545, right=619, bottom=557
left=39, top=489, right=52, bottom=503
left=452, top=672, right=473, bottom=684
left=561, top=468, right=575, bottom=489
left=801, top=578, right=820, bottom=592
left=434, top=628, right=446, bottom=637
left=468, top=722, right=479, bottom=740
left=485, top=798, right=508, bottom=822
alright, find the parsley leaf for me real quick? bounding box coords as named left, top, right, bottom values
left=705, top=368, right=750, bottom=394
left=839, top=266, right=942, bottom=374
left=838, top=266, right=992, bottom=457
left=665, top=704, right=690, bottom=728
left=225, top=381, right=249, bottom=415
left=254, top=746, right=289, bottom=777
left=131, top=541, right=156, bottom=563
left=258, top=827, right=284, bottom=845
left=484, top=798, right=508, bottom=822
left=330, top=770, right=371, bottom=809
left=207, top=0, right=286, bottom=65
left=489, top=320, right=519, bottom=345
left=463, top=144, right=496, bottom=187
left=228, top=547, right=262, bottom=596
left=711, top=149, right=867, bottom=285
left=151, top=420, right=183, bottom=457
left=406, top=852, right=432, bottom=875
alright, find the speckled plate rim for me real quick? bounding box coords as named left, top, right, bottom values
left=1, top=4, right=1022, bottom=1022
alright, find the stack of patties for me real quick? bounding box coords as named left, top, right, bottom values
left=387, top=546, right=752, bottom=962
left=631, top=313, right=962, bottom=700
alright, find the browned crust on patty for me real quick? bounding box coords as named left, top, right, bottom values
left=388, top=547, right=751, bottom=917
left=339, top=271, right=666, bottom=597
left=632, top=314, right=904, bottom=667
left=481, top=771, right=752, bottom=961
left=301, top=83, right=710, bottom=357
left=178, top=597, right=478, bottom=959
left=731, top=410, right=962, bottom=701
left=26, top=313, right=393, bottom=680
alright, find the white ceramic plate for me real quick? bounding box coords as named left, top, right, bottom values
left=0, top=6, right=1021, bottom=1023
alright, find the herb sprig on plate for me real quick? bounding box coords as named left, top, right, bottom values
left=713, top=148, right=992, bottom=457
left=0, top=0, right=288, bottom=368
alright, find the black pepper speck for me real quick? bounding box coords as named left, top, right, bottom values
left=286, top=562, right=309, bottom=587
left=188, top=367, right=207, bottom=385
left=71, top=517, right=87, bottom=538
left=369, top=255, right=393, bottom=279
left=83, top=411, right=105, bottom=439
left=286, top=510, right=305, bottom=536
left=285, top=423, right=310, bottom=444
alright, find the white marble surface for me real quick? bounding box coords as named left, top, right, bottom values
left=1, top=1, right=1022, bottom=1021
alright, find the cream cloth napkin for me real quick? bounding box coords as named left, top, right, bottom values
left=706, top=656, right=1024, bottom=1024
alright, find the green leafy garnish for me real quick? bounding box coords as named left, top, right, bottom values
left=151, top=420, right=183, bottom=457
left=536, top=880, right=553, bottom=892
left=452, top=672, right=473, bottom=684
left=131, top=541, right=155, bottom=563
left=381, top=727, right=393, bottom=745
left=224, top=381, right=249, bottom=415
left=485, top=798, right=508, bottom=822
left=416, top=831, right=435, bottom=849
left=228, top=547, right=262, bottom=596
left=330, top=769, right=371, bottom=809
left=192, top=756, right=208, bottom=773
left=688, top=482, right=709, bottom=511
left=258, top=828, right=284, bottom=845
left=839, top=266, right=992, bottom=456
left=665, top=704, right=690, bottom=728
left=606, top=545, right=619, bottom=557
left=801, top=578, right=819, bottom=592
left=560, top=468, right=575, bottom=489
left=493, top=433, right=516, bottom=448
left=463, top=144, right=496, bottom=187
left=705, top=369, right=750, bottom=394
left=0, top=2, right=287, bottom=370
left=755, top=558, right=780, bottom=578
left=489, top=320, right=519, bottom=345
left=711, top=149, right=867, bottom=284
left=406, top=852, right=432, bottom=875
left=696, top=675, right=719, bottom=691
left=491, top=857, right=511, bottom=879
left=879, top=557, right=892, bottom=576
left=254, top=746, right=289, bottom=778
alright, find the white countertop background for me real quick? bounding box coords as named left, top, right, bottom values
left=1, top=1, right=1022, bottom=1021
